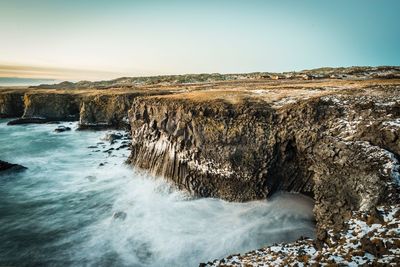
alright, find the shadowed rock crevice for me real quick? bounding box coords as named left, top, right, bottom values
left=265, top=139, right=314, bottom=199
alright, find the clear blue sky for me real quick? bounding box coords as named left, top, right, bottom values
left=0, top=0, right=399, bottom=80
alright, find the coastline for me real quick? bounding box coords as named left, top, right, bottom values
left=1, top=67, right=399, bottom=266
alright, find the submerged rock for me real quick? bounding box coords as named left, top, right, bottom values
left=117, top=144, right=130, bottom=150
left=0, top=160, right=27, bottom=173
left=54, top=126, right=71, bottom=133
left=85, top=175, right=96, bottom=182
left=112, top=211, right=127, bottom=221
left=101, top=133, right=123, bottom=143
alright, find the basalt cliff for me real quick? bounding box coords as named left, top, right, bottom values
left=127, top=78, right=400, bottom=242
left=1, top=66, right=399, bottom=265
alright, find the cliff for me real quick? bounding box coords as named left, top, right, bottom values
left=127, top=78, right=400, bottom=240
left=0, top=91, right=25, bottom=118
left=22, top=92, right=81, bottom=121
left=0, top=88, right=170, bottom=128
left=79, top=92, right=149, bottom=129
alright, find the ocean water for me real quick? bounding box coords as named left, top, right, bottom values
left=0, top=119, right=315, bottom=267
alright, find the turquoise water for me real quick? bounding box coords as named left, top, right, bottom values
left=0, top=119, right=315, bottom=267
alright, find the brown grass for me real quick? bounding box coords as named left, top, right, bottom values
left=1, top=78, right=399, bottom=105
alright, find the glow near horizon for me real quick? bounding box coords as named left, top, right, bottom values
left=0, top=0, right=399, bottom=80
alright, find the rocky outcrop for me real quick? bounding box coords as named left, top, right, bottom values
left=0, top=89, right=169, bottom=128
left=0, top=160, right=27, bottom=173
left=22, top=92, right=81, bottom=121
left=128, top=83, right=400, bottom=237
left=273, top=92, right=400, bottom=238
left=0, top=92, right=24, bottom=118
left=129, top=99, right=287, bottom=201
left=79, top=93, right=138, bottom=129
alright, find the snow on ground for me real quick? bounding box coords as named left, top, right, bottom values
left=383, top=118, right=400, bottom=128
left=201, top=205, right=400, bottom=266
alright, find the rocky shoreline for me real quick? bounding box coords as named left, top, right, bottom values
left=1, top=66, right=399, bottom=266
left=201, top=204, right=400, bottom=266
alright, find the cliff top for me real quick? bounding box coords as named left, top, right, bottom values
left=1, top=66, right=399, bottom=108
left=27, top=66, right=400, bottom=90
left=143, top=78, right=400, bottom=107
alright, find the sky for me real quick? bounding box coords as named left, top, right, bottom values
left=0, top=0, right=399, bottom=81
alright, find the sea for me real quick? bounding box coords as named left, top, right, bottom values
left=0, top=119, right=315, bottom=266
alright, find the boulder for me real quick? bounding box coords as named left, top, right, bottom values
left=54, top=126, right=71, bottom=133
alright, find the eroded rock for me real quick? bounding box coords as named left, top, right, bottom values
left=0, top=160, right=27, bottom=173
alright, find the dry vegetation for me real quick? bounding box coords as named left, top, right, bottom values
left=1, top=66, right=400, bottom=106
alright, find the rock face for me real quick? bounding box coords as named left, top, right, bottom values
left=129, top=99, right=282, bottom=201
left=275, top=92, right=400, bottom=237
left=79, top=94, right=137, bottom=129
left=0, top=89, right=167, bottom=128
left=22, top=93, right=81, bottom=121
left=128, top=80, right=400, bottom=237
left=0, top=92, right=24, bottom=118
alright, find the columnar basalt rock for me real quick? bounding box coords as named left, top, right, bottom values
left=128, top=99, right=278, bottom=201
left=128, top=84, right=400, bottom=238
